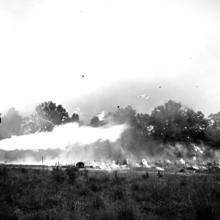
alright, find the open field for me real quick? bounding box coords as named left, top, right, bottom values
left=1, top=166, right=220, bottom=220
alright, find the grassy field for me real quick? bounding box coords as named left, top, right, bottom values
left=0, top=166, right=220, bottom=220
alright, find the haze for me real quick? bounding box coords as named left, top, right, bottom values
left=0, top=0, right=220, bottom=116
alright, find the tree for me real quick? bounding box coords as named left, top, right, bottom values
left=90, top=116, right=106, bottom=127
left=90, top=116, right=100, bottom=127
left=21, top=103, right=80, bottom=134
left=184, top=110, right=208, bottom=143
left=208, top=112, right=220, bottom=129
left=136, top=113, right=151, bottom=138
left=33, top=101, right=70, bottom=131
left=149, top=100, right=208, bottom=143
left=70, top=113, right=79, bottom=122
left=149, top=100, right=185, bottom=142
left=204, top=113, right=220, bottom=148
left=0, top=108, right=24, bottom=139
left=205, top=125, right=220, bottom=148
left=21, top=114, right=45, bottom=134
left=36, top=102, right=69, bottom=124
left=110, top=105, right=137, bottom=125
left=4, top=108, right=23, bottom=135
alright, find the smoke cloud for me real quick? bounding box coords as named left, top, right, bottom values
left=0, top=122, right=126, bottom=151
left=0, top=122, right=127, bottom=164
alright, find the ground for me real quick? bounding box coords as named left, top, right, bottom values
left=0, top=166, right=220, bottom=220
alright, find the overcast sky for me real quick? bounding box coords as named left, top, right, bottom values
left=0, top=0, right=220, bottom=117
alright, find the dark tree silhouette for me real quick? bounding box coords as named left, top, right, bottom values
left=208, top=112, right=220, bottom=129
left=71, top=113, right=79, bottom=122
left=90, top=116, right=106, bottom=127
left=36, top=102, right=69, bottom=124
left=2, top=108, right=23, bottom=135
left=111, top=105, right=137, bottom=125
left=0, top=108, right=23, bottom=139
left=33, top=101, right=70, bottom=131
left=204, top=113, right=220, bottom=148
left=149, top=100, right=208, bottom=143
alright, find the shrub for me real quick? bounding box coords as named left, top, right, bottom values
left=90, top=194, right=105, bottom=209
left=90, top=182, right=101, bottom=192
left=142, top=171, right=149, bottom=179
left=20, top=167, right=28, bottom=174
left=111, top=171, right=122, bottom=185
left=112, top=185, right=125, bottom=201
left=65, top=166, right=78, bottom=183
left=51, top=166, right=65, bottom=184
left=116, top=203, right=137, bottom=220
left=131, top=182, right=140, bottom=191
left=0, top=166, right=8, bottom=178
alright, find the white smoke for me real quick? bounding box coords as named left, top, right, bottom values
left=0, top=122, right=127, bottom=151
left=97, top=111, right=105, bottom=121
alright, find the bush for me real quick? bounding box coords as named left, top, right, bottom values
left=0, top=166, right=8, bottom=178
left=65, top=166, right=78, bottom=183
left=90, top=194, right=105, bottom=209
left=111, top=185, right=125, bottom=201
left=19, top=167, right=28, bottom=174
left=116, top=203, right=137, bottom=220
left=142, top=171, right=149, bottom=179
left=195, top=205, right=214, bottom=220
left=1, top=167, right=220, bottom=220
left=111, top=171, right=122, bottom=185
left=51, top=166, right=65, bottom=184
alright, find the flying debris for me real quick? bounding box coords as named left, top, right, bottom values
left=137, top=94, right=150, bottom=100
left=81, top=74, right=85, bottom=78
left=158, top=86, right=162, bottom=89
left=117, top=105, right=120, bottom=109
left=137, top=94, right=154, bottom=109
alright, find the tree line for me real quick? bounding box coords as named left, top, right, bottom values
left=1, top=100, right=220, bottom=149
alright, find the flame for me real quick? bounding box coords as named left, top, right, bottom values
left=0, top=122, right=127, bottom=151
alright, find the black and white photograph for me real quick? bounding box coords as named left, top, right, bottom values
left=0, top=0, right=220, bottom=219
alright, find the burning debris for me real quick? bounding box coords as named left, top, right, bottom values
left=1, top=100, right=220, bottom=176
left=141, top=159, right=151, bottom=168
left=0, top=137, right=220, bottom=174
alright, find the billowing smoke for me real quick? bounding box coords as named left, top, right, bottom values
left=0, top=122, right=127, bottom=165
left=1, top=99, right=220, bottom=167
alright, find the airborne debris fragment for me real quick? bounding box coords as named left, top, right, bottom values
left=138, top=94, right=150, bottom=100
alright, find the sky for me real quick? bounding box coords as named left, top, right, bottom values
left=0, top=0, right=220, bottom=117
